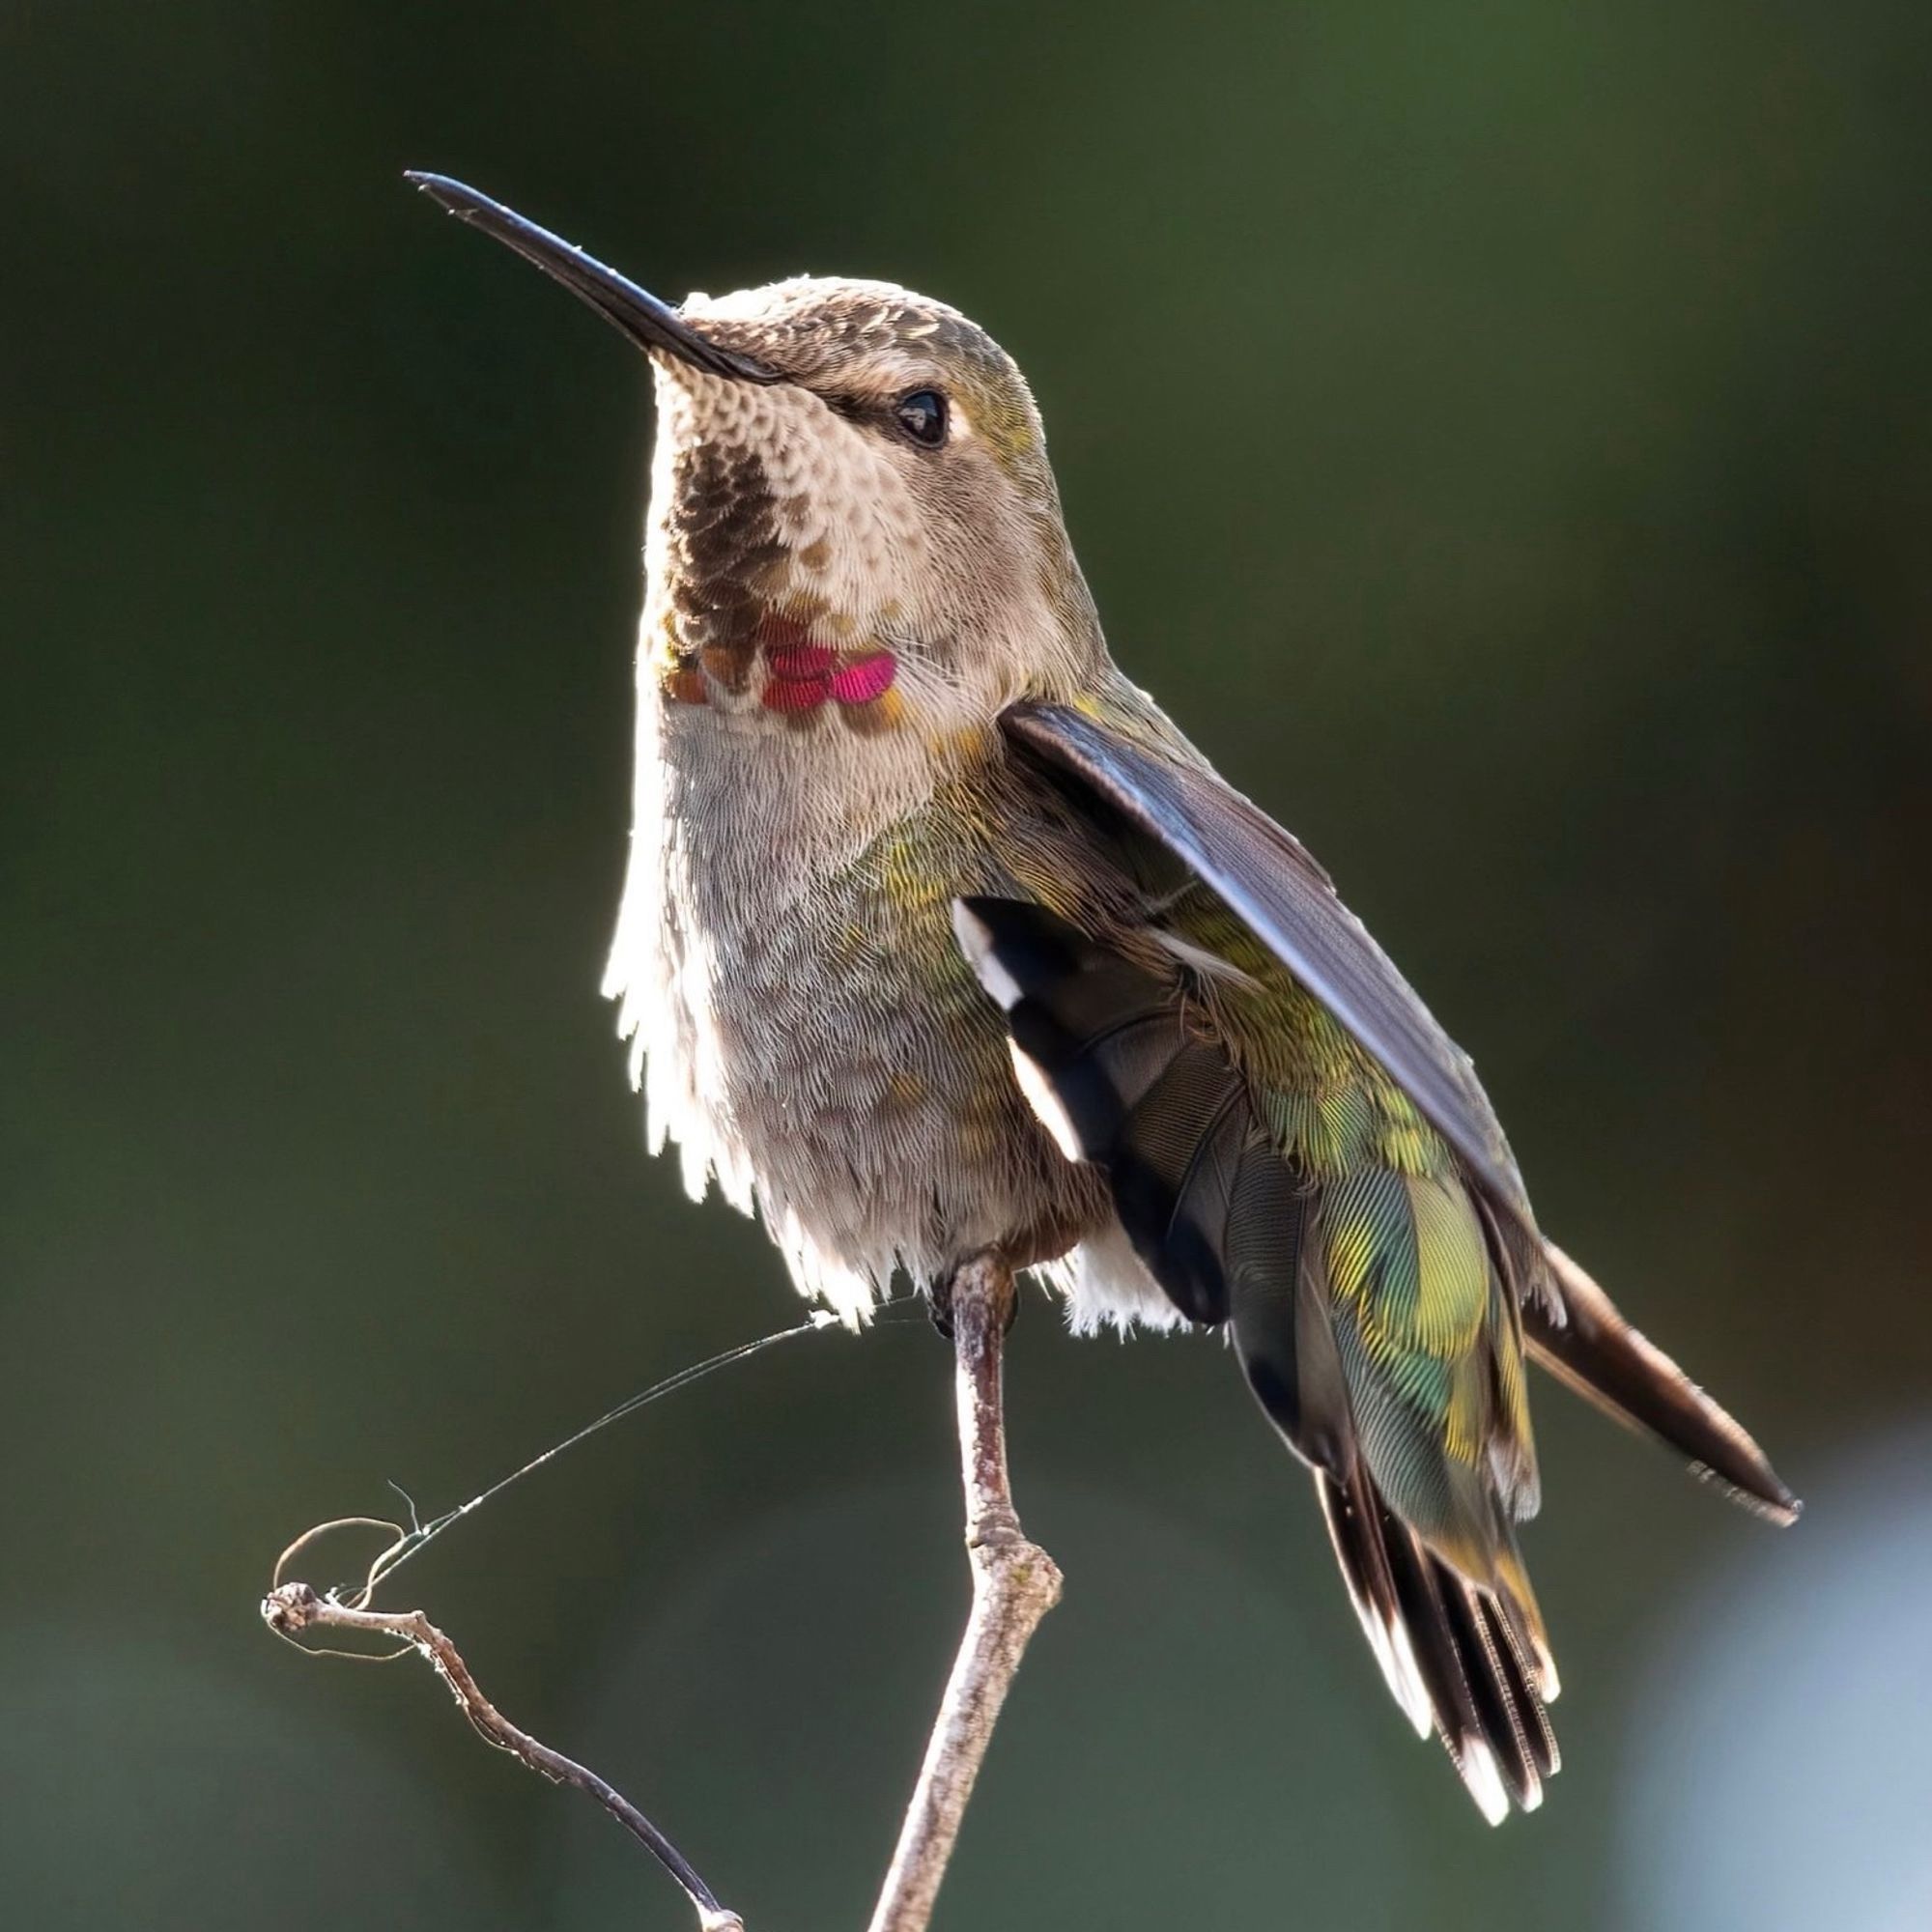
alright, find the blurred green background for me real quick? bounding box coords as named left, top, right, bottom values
left=6, top=3, right=1932, bottom=1927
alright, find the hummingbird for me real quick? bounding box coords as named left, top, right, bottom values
left=409, top=174, right=1797, bottom=1823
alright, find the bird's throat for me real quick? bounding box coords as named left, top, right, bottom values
left=658, top=600, right=907, bottom=735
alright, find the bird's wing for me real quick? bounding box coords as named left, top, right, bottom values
left=1001, top=697, right=1535, bottom=1240
left=1527, top=1244, right=1800, bottom=1524
left=998, top=694, right=1798, bottom=1526
left=952, top=886, right=1559, bottom=1819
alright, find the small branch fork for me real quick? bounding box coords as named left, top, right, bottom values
left=260, top=1250, right=1061, bottom=1932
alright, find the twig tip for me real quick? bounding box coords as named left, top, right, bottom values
left=262, top=1580, right=321, bottom=1635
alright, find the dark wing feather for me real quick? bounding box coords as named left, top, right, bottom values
left=1530, top=1244, right=1800, bottom=1524
left=1002, top=701, right=1535, bottom=1242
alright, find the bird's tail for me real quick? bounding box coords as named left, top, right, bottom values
left=1316, top=1459, right=1558, bottom=1822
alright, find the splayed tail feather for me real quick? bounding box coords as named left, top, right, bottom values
left=1318, top=1464, right=1559, bottom=1821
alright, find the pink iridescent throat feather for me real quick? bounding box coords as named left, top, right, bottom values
left=668, top=608, right=901, bottom=727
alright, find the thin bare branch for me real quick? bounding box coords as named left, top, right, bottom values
left=261, top=1261, right=1056, bottom=1929
left=867, top=1250, right=1065, bottom=1932
left=260, top=1579, right=744, bottom=1932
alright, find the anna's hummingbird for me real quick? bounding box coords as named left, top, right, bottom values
left=410, top=175, right=1796, bottom=1822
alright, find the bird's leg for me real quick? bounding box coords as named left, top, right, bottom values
left=924, top=1259, right=1021, bottom=1343
left=867, top=1250, right=1064, bottom=1932
left=923, top=1272, right=957, bottom=1343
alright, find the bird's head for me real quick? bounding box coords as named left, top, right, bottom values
left=411, top=176, right=1101, bottom=738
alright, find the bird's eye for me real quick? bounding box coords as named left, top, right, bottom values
left=894, top=388, right=949, bottom=448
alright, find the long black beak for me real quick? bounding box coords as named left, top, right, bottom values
left=405, top=172, right=781, bottom=384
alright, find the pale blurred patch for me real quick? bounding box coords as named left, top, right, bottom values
left=1617, top=1423, right=1932, bottom=1932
